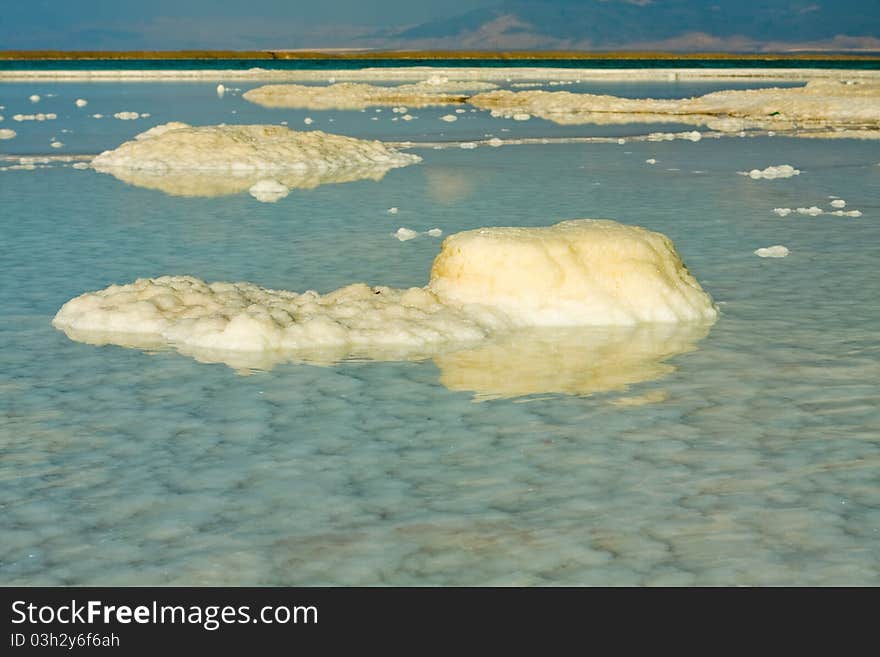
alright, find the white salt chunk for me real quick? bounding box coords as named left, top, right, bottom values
left=754, top=245, right=790, bottom=258
left=746, top=164, right=800, bottom=179
left=394, top=227, right=418, bottom=241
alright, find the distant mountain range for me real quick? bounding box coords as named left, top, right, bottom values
left=382, top=0, right=880, bottom=51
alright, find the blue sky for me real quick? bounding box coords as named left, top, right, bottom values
left=0, top=0, right=878, bottom=51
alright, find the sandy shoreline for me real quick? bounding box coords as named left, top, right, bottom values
left=2, top=66, right=880, bottom=83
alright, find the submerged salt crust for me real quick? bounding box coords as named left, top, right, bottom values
left=53, top=220, right=717, bottom=395
left=242, top=81, right=497, bottom=110
left=469, top=80, right=880, bottom=137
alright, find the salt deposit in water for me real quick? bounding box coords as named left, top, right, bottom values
left=742, top=164, right=800, bottom=179
left=242, top=81, right=497, bottom=110
left=91, top=122, right=420, bottom=173
left=53, top=220, right=716, bottom=393
left=469, top=80, right=880, bottom=136
left=754, top=245, right=790, bottom=258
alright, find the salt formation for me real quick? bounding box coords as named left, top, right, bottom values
left=90, top=123, right=419, bottom=198
left=830, top=199, right=846, bottom=208
left=91, top=122, right=420, bottom=175
left=0, top=128, right=15, bottom=139
left=133, top=121, right=191, bottom=141
left=242, top=81, right=496, bottom=110
left=469, top=80, right=880, bottom=136
left=75, top=98, right=88, bottom=107
left=440, top=114, right=457, bottom=122
left=394, top=227, right=419, bottom=241
left=216, top=84, right=225, bottom=97
left=29, top=94, right=40, bottom=103
left=796, top=206, right=823, bottom=216
left=53, top=220, right=716, bottom=393
left=248, top=179, right=289, bottom=203
left=429, top=220, right=717, bottom=326
left=427, top=228, right=443, bottom=237
left=113, top=111, right=141, bottom=120
left=754, top=245, right=790, bottom=258
left=742, top=164, right=800, bottom=180
left=12, top=113, right=56, bottom=121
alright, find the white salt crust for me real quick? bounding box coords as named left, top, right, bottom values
left=0, top=128, right=15, bottom=140
left=53, top=220, right=718, bottom=370
left=470, top=80, right=880, bottom=137
left=242, top=81, right=497, bottom=110
left=394, top=227, right=419, bottom=241
left=91, top=122, right=421, bottom=174
left=754, top=245, right=790, bottom=258
left=12, top=113, right=56, bottom=121
left=741, top=164, right=800, bottom=179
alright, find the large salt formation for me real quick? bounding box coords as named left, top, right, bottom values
left=243, top=81, right=497, bottom=110
left=470, top=80, right=880, bottom=136
left=89, top=122, right=421, bottom=198
left=53, top=219, right=716, bottom=396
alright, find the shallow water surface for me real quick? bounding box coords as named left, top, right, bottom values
left=1, top=78, right=879, bottom=585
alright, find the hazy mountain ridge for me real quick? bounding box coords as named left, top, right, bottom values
left=390, top=0, right=880, bottom=51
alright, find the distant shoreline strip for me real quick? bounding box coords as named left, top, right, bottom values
left=2, top=50, right=880, bottom=62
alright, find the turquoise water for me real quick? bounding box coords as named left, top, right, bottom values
left=1, top=78, right=879, bottom=585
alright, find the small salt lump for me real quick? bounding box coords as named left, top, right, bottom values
left=394, top=227, right=418, bottom=241
left=754, top=245, right=790, bottom=258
